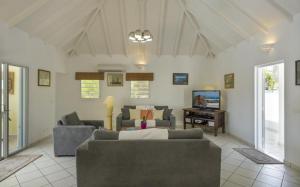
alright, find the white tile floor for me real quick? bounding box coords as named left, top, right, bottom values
left=1, top=132, right=300, bottom=187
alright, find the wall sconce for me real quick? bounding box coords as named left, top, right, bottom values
left=261, top=43, right=275, bottom=53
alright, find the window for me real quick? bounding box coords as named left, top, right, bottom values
left=130, top=81, right=150, bottom=98
left=81, top=80, right=100, bottom=98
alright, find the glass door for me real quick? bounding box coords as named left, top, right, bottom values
left=255, top=62, right=285, bottom=161
left=0, top=63, right=28, bottom=157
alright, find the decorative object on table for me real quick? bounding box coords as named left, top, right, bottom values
left=103, top=96, right=114, bottom=130
left=296, top=60, right=300, bottom=85
left=224, top=73, right=234, bottom=89
left=38, top=69, right=51, bottom=86
left=0, top=154, right=42, bottom=182
left=8, top=72, right=14, bottom=94
left=107, top=73, right=123, bottom=87
left=140, top=110, right=152, bottom=129
left=173, top=73, right=188, bottom=85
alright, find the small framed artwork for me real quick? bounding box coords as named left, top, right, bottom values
left=107, top=73, right=123, bottom=87
left=296, top=60, right=300, bottom=85
left=38, top=69, right=51, bottom=87
left=173, top=73, right=188, bottom=85
left=224, top=73, right=234, bottom=89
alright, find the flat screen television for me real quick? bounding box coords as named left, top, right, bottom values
left=192, top=90, right=221, bottom=110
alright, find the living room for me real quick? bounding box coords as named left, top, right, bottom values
left=1, top=0, right=300, bottom=187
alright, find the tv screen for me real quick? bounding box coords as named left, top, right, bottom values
left=192, top=90, right=221, bottom=109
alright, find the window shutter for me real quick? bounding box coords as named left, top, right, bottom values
left=75, top=72, right=104, bottom=80
left=126, top=73, right=154, bottom=81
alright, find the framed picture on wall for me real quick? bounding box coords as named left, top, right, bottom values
left=173, top=73, right=188, bottom=85
left=296, top=60, right=300, bottom=85
left=38, top=69, right=51, bottom=87
left=224, top=73, right=234, bottom=89
left=107, top=73, right=123, bottom=87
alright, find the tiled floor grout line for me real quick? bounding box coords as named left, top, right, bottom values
left=14, top=174, right=21, bottom=187
left=250, top=163, right=263, bottom=187
left=33, top=153, right=55, bottom=187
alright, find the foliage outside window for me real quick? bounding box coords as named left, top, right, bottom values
left=81, top=80, right=100, bottom=98
left=130, top=81, right=150, bottom=99
left=263, top=70, right=278, bottom=91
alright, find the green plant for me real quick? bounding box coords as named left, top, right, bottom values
left=263, top=70, right=276, bottom=90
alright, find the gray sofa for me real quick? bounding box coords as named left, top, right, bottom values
left=76, top=129, right=221, bottom=187
left=116, top=105, right=176, bottom=131
left=53, top=112, right=104, bottom=156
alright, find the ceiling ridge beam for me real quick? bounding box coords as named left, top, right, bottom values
left=157, top=0, right=167, bottom=56
left=266, top=0, right=293, bottom=22
left=48, top=7, right=97, bottom=45
left=7, top=0, right=49, bottom=27
left=225, top=0, right=269, bottom=34
left=173, top=11, right=185, bottom=56
left=98, top=9, right=113, bottom=57
left=69, top=0, right=105, bottom=55
left=200, top=0, right=250, bottom=39
left=177, top=0, right=215, bottom=57
left=119, top=0, right=128, bottom=56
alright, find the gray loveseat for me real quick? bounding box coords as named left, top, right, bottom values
left=76, top=129, right=221, bottom=187
left=116, top=105, right=176, bottom=131
left=53, top=112, right=104, bottom=156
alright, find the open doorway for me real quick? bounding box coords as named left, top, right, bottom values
left=255, top=61, right=284, bottom=161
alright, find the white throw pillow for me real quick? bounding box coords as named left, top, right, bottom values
left=153, top=110, right=164, bottom=120
left=129, top=109, right=140, bottom=120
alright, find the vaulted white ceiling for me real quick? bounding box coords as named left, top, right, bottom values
left=1, top=0, right=300, bottom=57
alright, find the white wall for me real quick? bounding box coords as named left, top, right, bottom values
left=212, top=14, right=300, bottom=167
left=0, top=21, right=66, bottom=144
left=56, top=55, right=213, bottom=128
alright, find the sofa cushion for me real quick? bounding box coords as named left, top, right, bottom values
left=153, top=110, right=164, bottom=120
left=154, top=106, right=168, bottom=110
left=168, top=129, right=203, bottom=139
left=122, top=120, right=135, bottom=127
left=155, top=120, right=170, bottom=127
left=121, top=108, right=130, bottom=120
left=62, top=112, right=83, bottom=125
left=124, top=105, right=136, bottom=109
left=129, top=109, right=140, bottom=120
left=163, top=109, right=173, bottom=120
left=92, top=129, right=119, bottom=140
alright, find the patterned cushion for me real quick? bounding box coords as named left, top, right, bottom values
left=140, top=110, right=153, bottom=120
left=163, top=109, right=173, bottom=120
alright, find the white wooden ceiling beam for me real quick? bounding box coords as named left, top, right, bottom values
left=173, top=11, right=185, bottom=56
left=98, top=9, right=113, bottom=57
left=86, top=33, right=96, bottom=56
left=48, top=7, right=96, bottom=45
left=119, top=0, right=128, bottom=56
left=189, top=34, right=198, bottom=56
left=58, top=28, right=84, bottom=48
left=157, top=0, right=167, bottom=56
left=7, top=0, right=49, bottom=27
left=266, top=0, right=293, bottom=22
left=177, top=0, right=215, bottom=57
left=225, top=0, right=269, bottom=34
left=69, top=0, right=105, bottom=55
left=200, top=0, right=250, bottom=39
left=32, top=0, right=85, bottom=35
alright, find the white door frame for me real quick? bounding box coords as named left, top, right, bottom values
left=254, top=60, right=285, bottom=160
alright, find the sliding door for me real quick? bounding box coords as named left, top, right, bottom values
left=0, top=63, right=28, bottom=158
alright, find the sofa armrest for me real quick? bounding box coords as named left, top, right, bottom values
left=116, top=113, right=123, bottom=131
left=53, top=125, right=95, bottom=156
left=170, top=114, right=176, bottom=129
left=81, top=120, right=104, bottom=129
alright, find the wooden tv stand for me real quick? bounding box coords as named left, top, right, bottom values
left=183, top=108, right=225, bottom=136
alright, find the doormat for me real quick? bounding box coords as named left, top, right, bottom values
left=233, top=148, right=283, bottom=164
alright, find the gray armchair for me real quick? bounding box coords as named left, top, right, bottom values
left=116, top=105, right=176, bottom=131
left=53, top=112, right=104, bottom=156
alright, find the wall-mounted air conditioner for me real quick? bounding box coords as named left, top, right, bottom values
left=97, top=64, right=127, bottom=72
